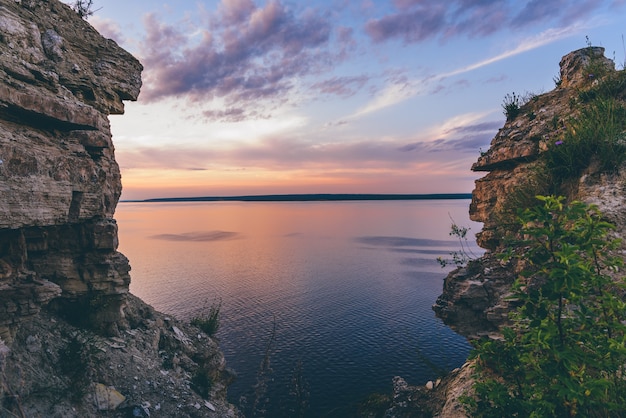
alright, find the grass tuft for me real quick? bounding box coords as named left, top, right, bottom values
left=190, top=298, right=222, bottom=337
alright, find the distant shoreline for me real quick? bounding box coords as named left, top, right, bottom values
left=122, top=193, right=473, bottom=203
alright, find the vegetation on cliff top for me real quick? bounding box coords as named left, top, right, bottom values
left=71, top=0, right=100, bottom=19
left=544, top=72, right=626, bottom=187
left=491, top=46, right=626, bottom=244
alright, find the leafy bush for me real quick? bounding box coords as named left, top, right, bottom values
left=191, top=298, right=222, bottom=337
left=465, top=196, right=626, bottom=417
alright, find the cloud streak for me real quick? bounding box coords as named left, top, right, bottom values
left=350, top=19, right=599, bottom=120
left=440, top=23, right=591, bottom=79
left=365, top=0, right=613, bottom=44
left=117, top=115, right=498, bottom=174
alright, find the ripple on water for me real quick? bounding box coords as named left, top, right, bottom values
left=120, top=200, right=478, bottom=417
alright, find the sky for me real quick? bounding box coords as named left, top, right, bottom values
left=73, top=0, right=626, bottom=200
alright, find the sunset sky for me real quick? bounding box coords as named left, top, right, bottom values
left=78, top=0, right=626, bottom=200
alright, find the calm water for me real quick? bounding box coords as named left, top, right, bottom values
left=115, top=200, right=482, bottom=417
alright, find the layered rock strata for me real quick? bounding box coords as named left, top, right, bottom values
left=394, top=47, right=626, bottom=417
left=0, top=0, right=141, bottom=338
left=0, top=1, right=238, bottom=416
left=434, top=46, right=626, bottom=338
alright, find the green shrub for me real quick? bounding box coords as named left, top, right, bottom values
left=544, top=97, right=626, bottom=184
left=437, top=217, right=479, bottom=268
left=465, top=196, right=626, bottom=417
left=502, top=92, right=522, bottom=121
left=71, top=0, right=100, bottom=19
left=191, top=298, right=222, bottom=337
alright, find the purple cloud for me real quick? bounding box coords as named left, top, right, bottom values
left=445, top=1, right=508, bottom=37
left=511, top=0, right=568, bottom=27
left=365, top=5, right=447, bottom=43
left=117, top=124, right=495, bottom=176
left=202, top=107, right=270, bottom=123
left=398, top=120, right=499, bottom=153
left=139, top=1, right=337, bottom=120
left=335, top=26, right=358, bottom=60
left=365, top=0, right=614, bottom=44
left=311, top=75, right=369, bottom=98
left=216, top=0, right=256, bottom=25
left=445, top=121, right=502, bottom=134
left=392, top=0, right=423, bottom=10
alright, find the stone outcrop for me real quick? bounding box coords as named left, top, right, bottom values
left=4, top=294, right=238, bottom=417
left=0, top=1, right=238, bottom=416
left=470, top=47, right=614, bottom=250
left=422, top=47, right=626, bottom=417
left=0, top=0, right=141, bottom=339
left=434, top=46, right=626, bottom=337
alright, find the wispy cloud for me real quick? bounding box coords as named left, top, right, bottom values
left=364, top=0, right=613, bottom=44
left=310, top=75, right=370, bottom=98
left=440, top=23, right=590, bottom=79
left=349, top=20, right=595, bottom=120
left=350, top=79, right=418, bottom=118
left=397, top=115, right=499, bottom=154
left=117, top=109, right=497, bottom=177
left=365, top=4, right=448, bottom=44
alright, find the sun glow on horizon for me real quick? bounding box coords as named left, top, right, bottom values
left=99, top=0, right=625, bottom=200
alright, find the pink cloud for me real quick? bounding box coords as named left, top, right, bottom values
left=138, top=1, right=336, bottom=121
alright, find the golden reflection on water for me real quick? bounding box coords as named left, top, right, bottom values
left=115, top=200, right=480, bottom=309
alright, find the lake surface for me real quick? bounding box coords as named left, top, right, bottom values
left=115, top=199, right=483, bottom=417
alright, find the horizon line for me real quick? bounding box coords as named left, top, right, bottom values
left=121, top=193, right=473, bottom=203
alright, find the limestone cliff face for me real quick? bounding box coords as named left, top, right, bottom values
left=434, top=47, right=626, bottom=338
left=470, top=47, right=616, bottom=251
left=0, top=0, right=142, bottom=339
left=419, top=47, right=626, bottom=418
left=0, top=2, right=239, bottom=416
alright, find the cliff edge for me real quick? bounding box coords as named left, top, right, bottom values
left=420, top=47, right=626, bottom=417
left=434, top=46, right=626, bottom=339
left=0, top=1, right=238, bottom=416
left=368, top=47, right=626, bottom=417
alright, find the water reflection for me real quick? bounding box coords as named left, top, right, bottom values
left=151, top=230, right=241, bottom=241
left=116, top=200, right=482, bottom=417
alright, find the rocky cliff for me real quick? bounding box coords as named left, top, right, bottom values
left=403, top=47, right=626, bottom=417
left=0, top=1, right=238, bottom=416
left=353, top=47, right=626, bottom=418
left=434, top=46, right=626, bottom=339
